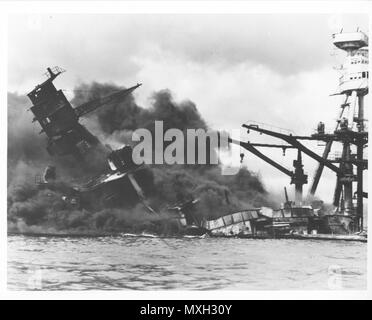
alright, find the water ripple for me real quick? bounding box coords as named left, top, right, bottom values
left=7, top=235, right=367, bottom=290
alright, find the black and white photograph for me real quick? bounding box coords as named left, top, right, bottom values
left=1, top=1, right=371, bottom=301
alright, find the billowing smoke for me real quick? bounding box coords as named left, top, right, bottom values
left=72, top=82, right=208, bottom=136
left=8, top=83, right=275, bottom=235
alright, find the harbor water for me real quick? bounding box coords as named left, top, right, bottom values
left=8, top=234, right=367, bottom=290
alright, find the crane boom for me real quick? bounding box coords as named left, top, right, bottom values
left=242, top=124, right=343, bottom=175
left=229, top=138, right=293, bottom=177
left=74, top=83, right=142, bottom=118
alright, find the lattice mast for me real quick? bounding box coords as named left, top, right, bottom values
left=310, top=30, right=368, bottom=229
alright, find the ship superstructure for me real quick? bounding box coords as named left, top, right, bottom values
left=310, top=30, right=368, bottom=227
left=27, top=67, right=155, bottom=213
left=22, top=28, right=368, bottom=241
left=27, top=67, right=141, bottom=168
left=227, top=29, right=368, bottom=234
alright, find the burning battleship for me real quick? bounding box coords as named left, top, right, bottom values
left=27, top=67, right=156, bottom=214
left=9, top=29, right=368, bottom=242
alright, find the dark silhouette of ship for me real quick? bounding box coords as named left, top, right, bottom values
left=26, top=67, right=367, bottom=241
left=28, top=67, right=154, bottom=213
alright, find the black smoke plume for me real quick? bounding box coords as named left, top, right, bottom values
left=8, top=83, right=275, bottom=235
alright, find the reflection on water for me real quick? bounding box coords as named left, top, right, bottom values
left=8, top=234, right=367, bottom=290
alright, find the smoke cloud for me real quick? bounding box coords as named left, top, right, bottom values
left=8, top=83, right=275, bottom=236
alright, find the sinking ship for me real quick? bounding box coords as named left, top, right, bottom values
left=28, top=67, right=155, bottom=214
left=26, top=29, right=368, bottom=242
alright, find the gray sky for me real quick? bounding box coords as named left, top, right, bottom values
left=7, top=13, right=368, bottom=202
